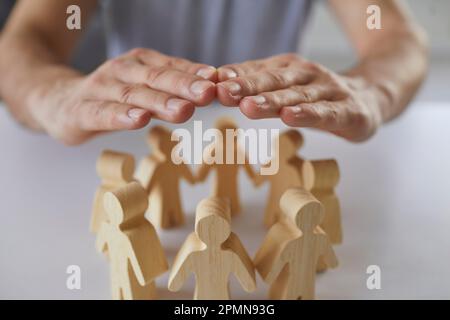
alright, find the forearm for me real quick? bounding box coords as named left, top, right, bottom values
left=0, top=0, right=96, bottom=131
left=346, top=27, right=428, bottom=123
left=0, top=30, right=81, bottom=130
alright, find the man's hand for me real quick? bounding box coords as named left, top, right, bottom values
left=216, top=54, right=384, bottom=142
left=30, top=48, right=217, bottom=145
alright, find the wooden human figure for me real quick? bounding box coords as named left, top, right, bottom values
left=197, top=117, right=257, bottom=216
left=135, top=126, right=195, bottom=229
left=303, top=160, right=342, bottom=272
left=254, top=187, right=338, bottom=300
left=96, top=182, right=168, bottom=300
left=255, top=130, right=304, bottom=227
left=168, top=197, right=256, bottom=300
left=303, top=160, right=342, bottom=244
left=90, top=150, right=135, bottom=233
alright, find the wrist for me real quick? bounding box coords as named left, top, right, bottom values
left=26, top=69, right=83, bottom=131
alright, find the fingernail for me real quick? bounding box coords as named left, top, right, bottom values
left=290, top=106, right=305, bottom=117
left=222, top=82, right=241, bottom=95
left=167, top=98, right=188, bottom=112
left=127, top=108, right=147, bottom=121
left=196, top=66, right=216, bottom=79
left=222, top=69, right=237, bottom=79
left=190, top=80, right=213, bottom=96
left=291, top=106, right=302, bottom=113
left=252, top=96, right=267, bottom=105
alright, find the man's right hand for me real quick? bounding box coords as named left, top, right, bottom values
left=30, top=48, right=217, bottom=145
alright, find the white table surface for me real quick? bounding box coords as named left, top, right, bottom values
left=1, top=102, right=449, bottom=300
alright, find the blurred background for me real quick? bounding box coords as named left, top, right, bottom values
left=1, top=0, right=448, bottom=102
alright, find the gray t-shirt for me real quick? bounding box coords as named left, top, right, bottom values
left=101, top=0, right=313, bottom=66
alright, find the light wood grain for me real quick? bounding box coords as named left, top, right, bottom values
left=197, top=117, right=257, bottom=216
left=168, top=196, right=256, bottom=299
left=90, top=150, right=135, bottom=233
left=96, top=182, right=168, bottom=300
left=256, top=129, right=305, bottom=227
left=254, top=187, right=338, bottom=300
left=135, top=126, right=195, bottom=229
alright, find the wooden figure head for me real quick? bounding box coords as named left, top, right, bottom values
left=280, top=188, right=324, bottom=233
left=215, top=117, right=238, bottom=133
left=147, top=126, right=176, bottom=157
left=195, top=197, right=231, bottom=247
left=103, top=182, right=148, bottom=227
left=277, top=130, right=304, bottom=158
left=303, top=160, right=340, bottom=190
left=96, top=150, right=135, bottom=184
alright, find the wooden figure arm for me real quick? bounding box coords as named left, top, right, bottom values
left=168, top=256, right=193, bottom=292
left=254, top=222, right=294, bottom=283
left=234, top=257, right=257, bottom=293
left=168, top=233, right=199, bottom=292
left=322, top=238, right=339, bottom=269
left=127, top=226, right=169, bottom=286
left=180, top=163, right=196, bottom=185
left=168, top=257, right=194, bottom=292
left=254, top=162, right=273, bottom=187
left=95, top=223, right=109, bottom=254
left=196, top=163, right=211, bottom=183
left=226, top=233, right=256, bottom=292
left=135, top=158, right=158, bottom=193
left=262, top=249, right=287, bottom=284
left=128, top=250, right=147, bottom=286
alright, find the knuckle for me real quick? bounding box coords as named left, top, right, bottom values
left=303, top=61, right=324, bottom=74
left=240, top=77, right=258, bottom=92
left=266, top=92, right=282, bottom=105
left=267, top=70, right=287, bottom=87
left=292, top=86, right=314, bottom=103
left=101, top=57, right=129, bottom=73
left=145, top=66, right=170, bottom=84
left=119, top=84, right=136, bottom=104
left=281, top=53, right=298, bottom=62
left=128, top=48, right=146, bottom=57
left=167, top=57, right=184, bottom=68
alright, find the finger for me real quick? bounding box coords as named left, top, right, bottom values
left=218, top=59, right=262, bottom=81
left=90, top=79, right=195, bottom=123
left=75, top=101, right=151, bottom=132
left=217, top=53, right=306, bottom=81
left=239, top=85, right=338, bottom=119
left=280, top=101, right=351, bottom=131
left=111, top=58, right=216, bottom=106
left=217, top=69, right=314, bottom=106
left=131, top=48, right=217, bottom=81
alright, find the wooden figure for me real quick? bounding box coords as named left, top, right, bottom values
left=168, top=197, right=256, bottom=300
left=303, top=159, right=342, bottom=244
left=90, top=150, right=135, bottom=233
left=96, top=182, right=168, bottom=300
left=303, top=160, right=342, bottom=272
left=135, top=126, right=195, bottom=229
left=254, top=187, right=338, bottom=300
left=197, top=117, right=257, bottom=216
left=255, top=129, right=304, bottom=227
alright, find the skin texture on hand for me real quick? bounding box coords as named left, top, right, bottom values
left=0, top=0, right=427, bottom=145
left=216, top=54, right=384, bottom=142
left=31, top=48, right=217, bottom=145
